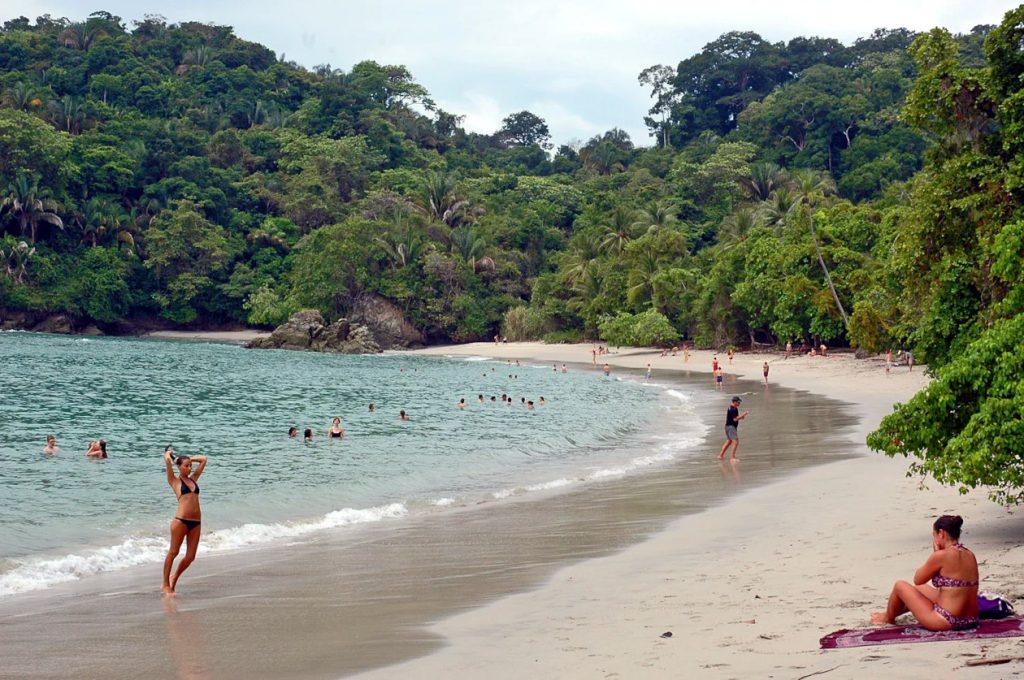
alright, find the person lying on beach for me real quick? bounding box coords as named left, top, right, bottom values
left=870, top=515, right=979, bottom=630
left=162, top=447, right=208, bottom=595
left=85, top=440, right=107, bottom=458
left=327, top=416, right=345, bottom=439
left=43, top=435, right=59, bottom=454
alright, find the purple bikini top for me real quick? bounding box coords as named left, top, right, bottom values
left=931, top=544, right=979, bottom=588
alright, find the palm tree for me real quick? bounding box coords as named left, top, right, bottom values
left=626, top=245, right=664, bottom=308
left=49, top=95, right=87, bottom=134
left=414, top=171, right=479, bottom=227
left=791, top=169, right=849, bottom=329
left=632, top=200, right=678, bottom=236
left=3, top=82, right=39, bottom=111
left=739, top=162, right=789, bottom=203
left=757, top=187, right=800, bottom=228
left=373, top=229, right=425, bottom=271
left=599, top=207, right=638, bottom=256
left=78, top=196, right=122, bottom=247
left=59, top=22, right=103, bottom=50
left=561, top=231, right=602, bottom=286
left=449, top=227, right=487, bottom=271
left=1, top=174, right=63, bottom=244
left=717, top=206, right=761, bottom=249
left=0, top=239, right=35, bottom=283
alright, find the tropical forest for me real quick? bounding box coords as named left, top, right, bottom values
left=1, top=9, right=1024, bottom=495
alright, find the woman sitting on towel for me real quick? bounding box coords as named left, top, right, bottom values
left=871, top=515, right=979, bottom=630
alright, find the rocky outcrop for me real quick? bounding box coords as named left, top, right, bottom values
left=247, top=309, right=381, bottom=354
left=350, top=294, right=423, bottom=348
left=33, top=314, right=74, bottom=334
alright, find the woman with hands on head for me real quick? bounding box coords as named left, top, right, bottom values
left=162, top=446, right=208, bottom=596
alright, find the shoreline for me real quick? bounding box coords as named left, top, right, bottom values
left=354, top=342, right=1024, bottom=678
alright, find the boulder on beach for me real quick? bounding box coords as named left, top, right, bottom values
left=350, top=294, right=423, bottom=348
left=247, top=309, right=381, bottom=354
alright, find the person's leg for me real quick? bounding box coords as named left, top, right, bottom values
left=718, top=439, right=731, bottom=459
left=163, top=520, right=188, bottom=594
left=730, top=437, right=740, bottom=459
left=871, top=580, right=951, bottom=629
left=170, top=525, right=202, bottom=591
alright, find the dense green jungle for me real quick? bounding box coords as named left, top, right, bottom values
left=1, top=9, right=1023, bottom=498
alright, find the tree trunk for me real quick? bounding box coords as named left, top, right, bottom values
left=809, top=212, right=850, bottom=329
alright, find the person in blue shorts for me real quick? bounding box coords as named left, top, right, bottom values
left=717, top=397, right=749, bottom=460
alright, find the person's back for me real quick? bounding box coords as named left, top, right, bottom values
left=931, top=543, right=979, bottom=620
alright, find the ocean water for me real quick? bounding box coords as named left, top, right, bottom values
left=0, top=332, right=707, bottom=597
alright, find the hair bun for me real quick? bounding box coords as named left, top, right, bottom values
left=953, top=516, right=964, bottom=527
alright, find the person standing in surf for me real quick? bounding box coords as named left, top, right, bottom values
left=718, top=397, right=749, bottom=460
left=162, top=446, right=208, bottom=595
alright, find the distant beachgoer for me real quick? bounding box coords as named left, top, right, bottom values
left=717, top=397, right=749, bottom=460
left=491, top=396, right=497, bottom=402
left=527, top=401, right=534, bottom=410
left=502, top=393, right=508, bottom=402
left=907, top=350, right=915, bottom=372
left=539, top=397, right=546, bottom=405
left=515, top=360, right=521, bottom=367
left=553, top=364, right=557, bottom=373
left=715, top=369, right=723, bottom=389
left=712, top=356, right=719, bottom=373
left=521, top=397, right=526, bottom=404
left=871, top=515, right=979, bottom=631
left=304, top=429, right=313, bottom=441
left=86, top=440, right=108, bottom=458
left=43, top=435, right=59, bottom=455
left=494, top=334, right=500, bottom=345
left=399, top=410, right=411, bottom=421
left=671, top=346, right=677, bottom=357
left=645, top=363, right=652, bottom=380
left=763, top=361, right=770, bottom=384
left=603, top=363, right=610, bottom=377
left=820, top=343, right=827, bottom=357
left=458, top=398, right=466, bottom=409
left=591, top=347, right=597, bottom=365
left=328, top=416, right=345, bottom=439
left=288, top=427, right=298, bottom=438
left=885, top=349, right=893, bottom=375
left=508, top=373, right=514, bottom=379
left=561, top=364, right=567, bottom=373
left=728, top=348, right=735, bottom=364
left=683, top=346, right=689, bottom=363
left=785, top=341, right=792, bottom=358
left=162, top=446, right=208, bottom=595
left=478, top=394, right=485, bottom=403
left=368, top=403, right=376, bottom=412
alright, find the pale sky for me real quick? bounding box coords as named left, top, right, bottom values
left=3, top=1, right=1016, bottom=146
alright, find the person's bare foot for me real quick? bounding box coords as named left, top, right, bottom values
left=869, top=612, right=891, bottom=625
left=161, top=585, right=175, bottom=597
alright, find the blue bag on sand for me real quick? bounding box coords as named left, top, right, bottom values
left=977, top=593, right=1015, bottom=619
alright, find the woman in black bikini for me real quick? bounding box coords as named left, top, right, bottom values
left=871, top=515, right=979, bottom=630
left=327, top=416, right=345, bottom=439
left=162, top=446, right=208, bottom=595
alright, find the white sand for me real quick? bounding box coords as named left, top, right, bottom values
left=143, top=329, right=268, bottom=343
left=358, top=343, right=1024, bottom=678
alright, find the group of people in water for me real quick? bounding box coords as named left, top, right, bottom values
left=42, top=435, right=108, bottom=458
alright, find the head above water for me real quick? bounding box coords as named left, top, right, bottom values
left=304, top=428, right=313, bottom=439
left=933, top=515, right=964, bottom=540
left=332, top=416, right=341, bottom=426
left=288, top=427, right=297, bottom=437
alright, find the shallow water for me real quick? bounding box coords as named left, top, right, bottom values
left=0, top=332, right=703, bottom=595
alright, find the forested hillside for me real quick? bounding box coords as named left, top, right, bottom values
left=0, top=10, right=1012, bottom=360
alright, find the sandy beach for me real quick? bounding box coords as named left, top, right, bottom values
left=143, top=329, right=269, bottom=343
left=354, top=343, right=1024, bottom=678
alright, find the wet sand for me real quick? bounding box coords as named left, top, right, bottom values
left=0, top=369, right=858, bottom=679
left=143, top=330, right=269, bottom=343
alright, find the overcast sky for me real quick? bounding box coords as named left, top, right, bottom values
left=4, top=1, right=1016, bottom=146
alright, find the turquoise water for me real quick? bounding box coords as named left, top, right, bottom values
left=0, top=332, right=705, bottom=596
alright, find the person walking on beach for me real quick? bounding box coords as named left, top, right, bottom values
left=645, top=363, right=652, bottom=380
left=718, top=397, right=749, bottom=460
left=683, top=346, right=689, bottom=363
left=885, top=349, right=893, bottom=375
left=712, top=356, right=719, bottom=373
left=162, top=447, right=208, bottom=595
left=907, top=349, right=915, bottom=372
left=763, top=361, right=770, bottom=384
left=715, top=368, right=723, bottom=389
left=728, top=348, right=735, bottom=364
left=785, top=340, right=792, bottom=358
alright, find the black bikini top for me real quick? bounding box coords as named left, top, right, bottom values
left=179, top=478, right=199, bottom=496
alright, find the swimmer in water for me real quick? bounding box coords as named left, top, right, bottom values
left=478, top=394, right=484, bottom=403
left=561, top=364, right=567, bottom=373
left=43, top=435, right=59, bottom=454
left=162, top=446, right=208, bottom=595
left=369, top=403, right=376, bottom=412
left=399, top=410, right=411, bottom=421
left=603, top=363, right=610, bottom=376
left=304, top=428, right=313, bottom=441
left=327, top=416, right=345, bottom=439
left=458, top=398, right=466, bottom=409
left=288, top=427, right=298, bottom=438
left=86, top=440, right=108, bottom=458
left=491, top=396, right=497, bottom=402
left=527, top=400, right=534, bottom=410
left=539, top=397, right=546, bottom=405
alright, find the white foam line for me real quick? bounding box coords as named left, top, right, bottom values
left=0, top=502, right=407, bottom=597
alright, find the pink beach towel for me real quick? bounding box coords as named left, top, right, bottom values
left=820, top=618, right=1024, bottom=649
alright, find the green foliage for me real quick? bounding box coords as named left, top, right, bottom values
left=598, top=309, right=679, bottom=347
left=867, top=314, right=1024, bottom=504
left=500, top=305, right=548, bottom=341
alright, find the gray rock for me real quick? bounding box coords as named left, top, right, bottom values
left=81, top=324, right=104, bottom=336
left=247, top=310, right=381, bottom=354
left=350, top=294, right=423, bottom=349
left=33, top=314, right=74, bottom=334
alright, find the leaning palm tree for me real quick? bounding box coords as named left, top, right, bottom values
left=757, top=187, right=800, bottom=228
left=1, top=174, right=63, bottom=244
left=791, top=169, right=849, bottom=329
left=414, top=171, right=477, bottom=227
left=449, top=227, right=487, bottom=271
